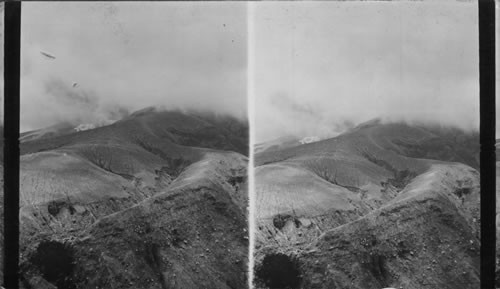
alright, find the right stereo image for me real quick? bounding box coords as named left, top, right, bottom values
left=251, top=2, right=481, bottom=289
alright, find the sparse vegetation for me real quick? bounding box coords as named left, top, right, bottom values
left=165, top=157, right=191, bottom=177
left=254, top=121, right=480, bottom=289
left=454, top=187, right=471, bottom=198
left=47, top=201, right=67, bottom=217
left=272, top=214, right=300, bottom=230
left=79, top=144, right=128, bottom=173
left=391, top=129, right=479, bottom=170
left=362, top=152, right=416, bottom=191
left=17, top=109, right=249, bottom=289
left=305, top=159, right=362, bottom=193
left=133, top=137, right=192, bottom=177
left=386, top=169, right=417, bottom=190
left=361, top=151, right=397, bottom=174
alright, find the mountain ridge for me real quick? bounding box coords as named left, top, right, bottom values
left=11, top=107, right=249, bottom=289
left=253, top=120, right=480, bottom=289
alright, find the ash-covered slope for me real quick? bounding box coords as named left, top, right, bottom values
left=255, top=122, right=478, bottom=245
left=19, top=109, right=248, bottom=234
left=295, top=164, right=479, bottom=289
left=22, top=152, right=248, bottom=289
left=17, top=108, right=249, bottom=289
left=254, top=121, right=479, bottom=289
left=22, top=108, right=248, bottom=158
left=20, top=122, right=77, bottom=143
left=256, top=121, right=478, bottom=170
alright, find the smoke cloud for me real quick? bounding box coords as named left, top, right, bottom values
left=21, top=2, right=247, bottom=132
left=253, top=2, right=481, bottom=142
left=5, top=2, right=500, bottom=138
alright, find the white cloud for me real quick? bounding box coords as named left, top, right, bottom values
left=20, top=2, right=247, bottom=132
left=253, top=2, right=479, bottom=142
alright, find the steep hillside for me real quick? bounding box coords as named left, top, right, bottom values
left=20, top=122, right=76, bottom=143
left=21, top=152, right=248, bottom=289
left=18, top=108, right=248, bottom=232
left=16, top=108, right=249, bottom=289
left=291, top=164, right=479, bottom=289
left=256, top=121, right=478, bottom=170
left=254, top=121, right=479, bottom=289
left=21, top=108, right=248, bottom=158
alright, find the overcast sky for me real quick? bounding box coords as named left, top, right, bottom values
left=253, top=2, right=481, bottom=142
left=20, top=2, right=247, bottom=132
left=2, top=2, right=498, bottom=137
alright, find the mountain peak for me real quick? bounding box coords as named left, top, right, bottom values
left=354, top=117, right=382, bottom=129
left=127, top=106, right=158, bottom=118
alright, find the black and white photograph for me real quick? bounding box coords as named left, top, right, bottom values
left=16, top=2, right=248, bottom=288
left=252, top=2, right=481, bottom=289
left=0, top=1, right=495, bottom=289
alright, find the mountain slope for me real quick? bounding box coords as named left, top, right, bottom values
left=22, top=152, right=248, bottom=289
left=254, top=121, right=479, bottom=289
left=17, top=108, right=249, bottom=289
left=19, top=109, right=248, bottom=233
left=295, top=164, right=479, bottom=289
left=22, top=109, right=248, bottom=158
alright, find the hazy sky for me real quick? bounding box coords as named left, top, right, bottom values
left=2, top=2, right=498, bottom=137
left=253, top=2, right=481, bottom=142
left=20, top=2, right=247, bottom=132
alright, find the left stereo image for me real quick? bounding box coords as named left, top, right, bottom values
left=15, top=2, right=249, bottom=289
